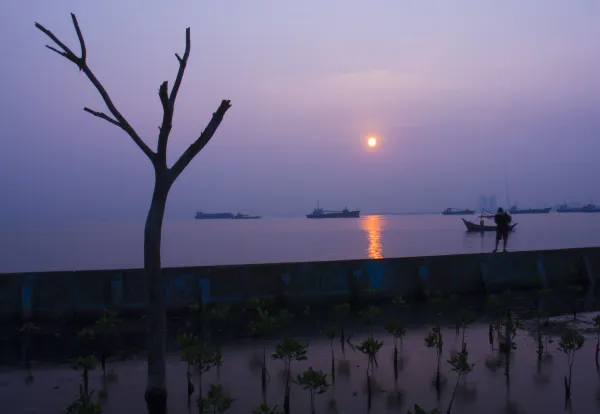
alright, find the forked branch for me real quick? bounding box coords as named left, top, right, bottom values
left=156, top=28, right=191, bottom=161
left=169, top=100, right=232, bottom=181
left=35, top=13, right=156, bottom=163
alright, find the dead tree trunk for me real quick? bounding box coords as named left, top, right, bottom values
left=144, top=171, right=171, bottom=405
left=35, top=14, right=231, bottom=410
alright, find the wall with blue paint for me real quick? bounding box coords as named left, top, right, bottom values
left=0, top=247, right=598, bottom=320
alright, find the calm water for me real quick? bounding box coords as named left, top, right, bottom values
left=1, top=213, right=600, bottom=273
left=2, top=312, right=600, bottom=414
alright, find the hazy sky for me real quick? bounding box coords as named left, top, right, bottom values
left=1, top=0, right=599, bottom=220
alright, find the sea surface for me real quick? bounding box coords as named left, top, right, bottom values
left=1, top=213, right=599, bottom=273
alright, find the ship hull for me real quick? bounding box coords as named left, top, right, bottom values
left=509, top=207, right=551, bottom=214
left=557, top=208, right=583, bottom=213
left=195, top=213, right=234, bottom=219
left=306, top=211, right=360, bottom=219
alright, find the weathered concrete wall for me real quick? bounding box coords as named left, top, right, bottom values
left=0, top=247, right=597, bottom=320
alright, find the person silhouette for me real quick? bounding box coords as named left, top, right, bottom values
left=493, top=207, right=512, bottom=253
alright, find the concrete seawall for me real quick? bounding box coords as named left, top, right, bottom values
left=1, top=247, right=598, bottom=321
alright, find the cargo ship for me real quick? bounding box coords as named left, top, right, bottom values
left=442, top=208, right=475, bottom=215
left=509, top=205, right=552, bottom=214
left=233, top=213, right=262, bottom=219
left=582, top=204, right=600, bottom=213
left=306, top=202, right=360, bottom=219
left=195, top=212, right=234, bottom=219
left=557, top=204, right=583, bottom=213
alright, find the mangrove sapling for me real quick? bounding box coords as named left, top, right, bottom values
left=178, top=333, right=199, bottom=400
left=198, top=384, right=234, bottom=414
left=94, top=309, right=121, bottom=378
left=70, top=355, right=98, bottom=399
left=64, top=387, right=103, bottom=414
left=208, top=304, right=231, bottom=377
left=446, top=349, right=475, bottom=414
left=425, top=326, right=444, bottom=391
left=386, top=321, right=407, bottom=380
left=333, top=303, right=351, bottom=347
left=249, top=308, right=279, bottom=403
left=325, top=328, right=337, bottom=383
left=294, top=367, right=331, bottom=414
left=252, top=404, right=284, bottom=414
left=558, top=329, right=585, bottom=399
left=272, top=337, right=308, bottom=414
left=189, top=343, right=218, bottom=412
left=456, top=310, right=475, bottom=351
left=357, top=337, right=384, bottom=409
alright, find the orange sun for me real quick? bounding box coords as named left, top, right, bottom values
left=367, top=137, right=377, bottom=147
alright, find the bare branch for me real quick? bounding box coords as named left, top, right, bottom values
left=169, top=28, right=190, bottom=109
left=169, top=100, right=232, bottom=181
left=35, top=15, right=156, bottom=163
left=70, top=13, right=87, bottom=67
left=156, top=81, right=172, bottom=164
left=83, top=107, right=121, bottom=127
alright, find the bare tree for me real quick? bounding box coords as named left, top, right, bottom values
left=35, top=13, right=231, bottom=409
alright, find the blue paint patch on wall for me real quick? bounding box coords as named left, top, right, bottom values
left=281, top=273, right=291, bottom=286
left=365, top=261, right=384, bottom=289
left=174, top=274, right=195, bottom=299
left=536, top=257, right=547, bottom=285
left=199, top=278, right=210, bottom=305
left=21, top=285, right=32, bottom=314
left=352, top=267, right=363, bottom=281
left=418, top=266, right=430, bottom=282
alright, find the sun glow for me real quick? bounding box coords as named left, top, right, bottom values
left=367, top=137, right=377, bottom=147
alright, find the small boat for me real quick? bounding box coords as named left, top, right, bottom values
left=509, top=206, right=551, bottom=214
left=442, top=208, right=475, bottom=216
left=582, top=204, right=600, bottom=213
left=462, top=218, right=518, bottom=232
left=233, top=213, right=262, bottom=219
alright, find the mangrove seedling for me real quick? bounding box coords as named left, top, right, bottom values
left=446, top=349, right=475, bottom=414
left=249, top=308, right=279, bottom=403
left=593, top=314, right=600, bottom=364
left=425, top=326, right=444, bottom=391
left=456, top=310, right=475, bottom=350
left=333, top=303, right=351, bottom=345
left=325, top=327, right=337, bottom=383
left=178, top=333, right=199, bottom=399
left=294, top=367, right=331, bottom=414
left=198, top=384, right=234, bottom=414
left=357, top=337, right=384, bottom=374
left=64, top=385, right=103, bottom=414
left=70, top=355, right=97, bottom=397
left=94, top=308, right=121, bottom=377
left=357, top=337, right=384, bottom=410
left=252, top=404, right=284, bottom=414
left=209, top=304, right=230, bottom=375
left=272, top=337, right=308, bottom=414
left=386, top=321, right=407, bottom=380
left=558, top=328, right=585, bottom=399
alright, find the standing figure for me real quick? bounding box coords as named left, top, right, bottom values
left=493, top=207, right=512, bottom=253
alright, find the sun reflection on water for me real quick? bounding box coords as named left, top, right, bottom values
left=360, top=215, right=383, bottom=259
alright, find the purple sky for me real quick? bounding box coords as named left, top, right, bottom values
left=1, top=1, right=599, bottom=220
